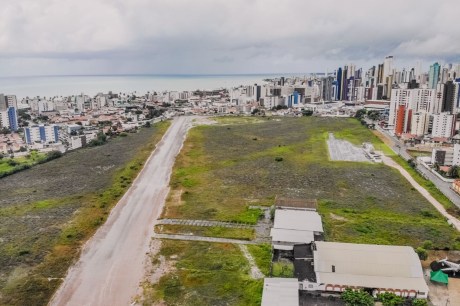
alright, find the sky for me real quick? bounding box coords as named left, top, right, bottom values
left=0, top=0, right=459, bottom=77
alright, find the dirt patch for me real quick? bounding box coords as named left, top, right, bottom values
left=330, top=213, right=347, bottom=221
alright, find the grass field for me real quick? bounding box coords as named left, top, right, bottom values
left=145, top=116, right=460, bottom=306
left=142, top=240, right=263, bottom=306
left=0, top=121, right=170, bottom=306
left=162, top=116, right=459, bottom=249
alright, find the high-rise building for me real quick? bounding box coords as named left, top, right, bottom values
left=383, top=56, right=394, bottom=78
left=431, top=112, right=456, bottom=138
left=428, top=62, right=441, bottom=89
left=442, top=80, right=456, bottom=113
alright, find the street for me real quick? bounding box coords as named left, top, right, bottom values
left=375, top=125, right=460, bottom=209
left=49, top=116, right=192, bottom=306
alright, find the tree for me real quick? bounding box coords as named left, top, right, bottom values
left=377, top=292, right=404, bottom=306
left=355, top=109, right=367, bottom=119
left=448, top=165, right=460, bottom=178
left=367, top=110, right=381, bottom=121
left=1, top=127, right=11, bottom=135
left=341, top=289, right=374, bottom=306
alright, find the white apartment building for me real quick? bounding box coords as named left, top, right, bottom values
left=411, top=112, right=429, bottom=136
left=389, top=89, right=412, bottom=129
left=25, top=124, right=60, bottom=144
left=431, top=112, right=455, bottom=138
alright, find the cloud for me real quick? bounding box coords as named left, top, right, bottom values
left=0, top=0, right=459, bottom=76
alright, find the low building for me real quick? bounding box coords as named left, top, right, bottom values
left=298, top=242, right=429, bottom=299
left=261, top=278, right=299, bottom=306
left=271, top=208, right=323, bottom=250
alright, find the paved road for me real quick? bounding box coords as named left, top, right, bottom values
left=375, top=126, right=460, bottom=209
left=382, top=155, right=460, bottom=231
left=50, top=116, right=192, bottom=306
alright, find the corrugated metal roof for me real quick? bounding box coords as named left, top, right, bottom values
left=274, top=210, right=323, bottom=232
left=270, top=228, right=315, bottom=244
left=261, top=278, right=299, bottom=306
left=314, top=242, right=428, bottom=292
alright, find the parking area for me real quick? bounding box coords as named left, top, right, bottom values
left=327, top=133, right=369, bottom=162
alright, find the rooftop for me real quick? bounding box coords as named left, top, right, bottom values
left=314, top=241, right=428, bottom=292
left=261, top=278, right=299, bottom=306
left=274, top=209, right=323, bottom=233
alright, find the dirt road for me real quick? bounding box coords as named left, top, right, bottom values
left=49, top=116, right=192, bottom=306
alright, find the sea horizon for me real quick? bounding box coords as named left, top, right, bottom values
left=0, top=73, right=315, bottom=100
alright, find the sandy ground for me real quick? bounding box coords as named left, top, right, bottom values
left=49, top=116, right=192, bottom=306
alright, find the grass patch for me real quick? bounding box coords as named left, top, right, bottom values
left=272, top=261, right=294, bottom=278
left=247, top=244, right=272, bottom=275
left=0, top=121, right=171, bottom=306
left=156, top=224, right=255, bottom=240
left=141, top=240, right=263, bottom=306
left=163, top=117, right=459, bottom=250
left=0, top=151, right=47, bottom=177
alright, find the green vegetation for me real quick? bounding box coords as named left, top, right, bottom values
left=246, top=244, right=272, bottom=275
left=377, top=292, right=404, bottom=306
left=0, top=121, right=171, bottom=306
left=155, top=224, right=255, bottom=240
left=0, top=151, right=47, bottom=178
left=271, top=261, right=294, bottom=277
left=391, top=155, right=460, bottom=217
left=164, top=116, right=459, bottom=249
left=341, top=289, right=374, bottom=306
left=141, top=240, right=263, bottom=306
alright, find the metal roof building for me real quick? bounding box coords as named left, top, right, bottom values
left=271, top=209, right=323, bottom=250
left=311, top=241, right=429, bottom=298
left=261, top=278, right=299, bottom=306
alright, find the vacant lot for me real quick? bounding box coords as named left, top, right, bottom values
left=0, top=121, right=170, bottom=306
left=163, top=116, right=459, bottom=249
left=142, top=240, right=263, bottom=306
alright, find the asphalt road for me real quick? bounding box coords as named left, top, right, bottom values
left=49, top=116, right=192, bottom=306
left=375, top=125, right=460, bottom=209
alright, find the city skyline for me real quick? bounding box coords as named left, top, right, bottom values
left=1, top=0, right=459, bottom=77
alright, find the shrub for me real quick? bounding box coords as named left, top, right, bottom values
left=377, top=292, right=404, bottom=306
left=341, top=289, right=374, bottom=306
left=412, top=299, right=428, bottom=306
left=415, top=247, right=428, bottom=260
left=275, top=157, right=283, bottom=162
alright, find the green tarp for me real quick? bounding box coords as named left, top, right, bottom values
left=430, top=270, right=449, bottom=284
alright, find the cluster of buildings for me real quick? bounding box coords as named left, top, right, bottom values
left=0, top=91, right=176, bottom=155
left=262, top=198, right=429, bottom=306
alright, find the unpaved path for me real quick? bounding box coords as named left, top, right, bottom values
left=238, top=245, right=264, bottom=279
left=49, top=116, right=192, bottom=306
left=382, top=155, right=460, bottom=231
left=157, top=218, right=253, bottom=228
left=152, top=233, right=258, bottom=245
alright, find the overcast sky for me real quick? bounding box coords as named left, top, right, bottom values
left=0, top=0, right=459, bottom=77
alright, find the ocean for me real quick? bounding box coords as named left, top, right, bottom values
left=0, top=74, right=308, bottom=100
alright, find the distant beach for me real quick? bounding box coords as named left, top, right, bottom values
left=0, top=74, right=309, bottom=99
